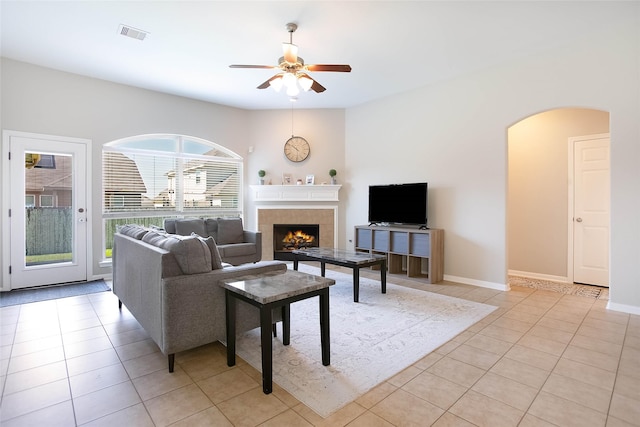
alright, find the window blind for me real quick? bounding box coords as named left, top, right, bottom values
left=102, top=139, right=242, bottom=217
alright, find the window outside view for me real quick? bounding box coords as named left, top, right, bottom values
left=24, top=152, right=73, bottom=265
left=102, top=135, right=243, bottom=259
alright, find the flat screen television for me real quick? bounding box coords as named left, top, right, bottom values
left=368, top=182, right=428, bottom=226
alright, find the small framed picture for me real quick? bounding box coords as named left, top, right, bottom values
left=282, top=173, right=292, bottom=185
left=306, top=174, right=315, bottom=185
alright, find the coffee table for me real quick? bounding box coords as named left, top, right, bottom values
left=292, top=247, right=387, bottom=303
left=221, top=269, right=335, bottom=394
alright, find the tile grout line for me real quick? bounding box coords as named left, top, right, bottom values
left=603, top=313, right=631, bottom=424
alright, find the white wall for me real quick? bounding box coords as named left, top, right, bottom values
left=345, top=9, right=640, bottom=312
left=508, top=108, right=610, bottom=280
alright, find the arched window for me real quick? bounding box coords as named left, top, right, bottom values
left=102, top=134, right=243, bottom=259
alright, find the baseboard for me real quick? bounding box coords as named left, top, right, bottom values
left=607, top=301, right=640, bottom=316
left=508, top=270, right=569, bottom=284
left=443, top=274, right=509, bottom=291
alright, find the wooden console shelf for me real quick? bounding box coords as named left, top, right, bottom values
left=354, top=225, right=444, bottom=283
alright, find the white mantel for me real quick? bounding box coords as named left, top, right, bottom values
left=249, top=184, right=341, bottom=202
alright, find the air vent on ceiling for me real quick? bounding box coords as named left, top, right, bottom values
left=118, top=24, right=148, bottom=41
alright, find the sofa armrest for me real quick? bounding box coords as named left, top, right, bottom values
left=243, top=230, right=261, bottom=246
left=113, top=233, right=170, bottom=349
left=160, top=260, right=287, bottom=354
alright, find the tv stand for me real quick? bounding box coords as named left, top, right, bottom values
left=354, top=225, right=443, bottom=283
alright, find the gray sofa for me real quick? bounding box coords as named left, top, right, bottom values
left=112, top=224, right=287, bottom=372
left=164, top=217, right=261, bottom=266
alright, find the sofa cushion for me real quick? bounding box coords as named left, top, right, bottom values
left=204, top=218, right=219, bottom=239
left=219, top=242, right=257, bottom=258
left=142, top=231, right=211, bottom=274
left=191, top=232, right=224, bottom=270
left=117, top=224, right=149, bottom=240
left=163, top=219, right=177, bottom=234
left=216, top=218, right=244, bottom=244
left=174, top=218, right=207, bottom=237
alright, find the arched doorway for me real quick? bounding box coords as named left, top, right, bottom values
left=507, top=108, right=610, bottom=289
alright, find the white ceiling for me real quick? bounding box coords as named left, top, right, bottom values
left=0, top=1, right=617, bottom=110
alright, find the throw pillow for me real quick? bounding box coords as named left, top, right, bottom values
left=216, top=217, right=244, bottom=244
left=174, top=218, right=206, bottom=237
left=191, top=232, right=224, bottom=270
left=142, top=231, right=211, bottom=274
left=117, top=224, right=149, bottom=240
left=142, top=230, right=168, bottom=247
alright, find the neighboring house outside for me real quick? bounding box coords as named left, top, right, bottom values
left=25, top=154, right=72, bottom=208
left=102, top=151, right=147, bottom=211
left=165, top=149, right=239, bottom=209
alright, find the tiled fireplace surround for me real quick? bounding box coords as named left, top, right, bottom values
left=256, top=207, right=336, bottom=261
left=250, top=185, right=341, bottom=261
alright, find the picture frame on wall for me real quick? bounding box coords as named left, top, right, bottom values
left=306, top=174, right=315, bottom=185
left=282, top=173, right=292, bottom=185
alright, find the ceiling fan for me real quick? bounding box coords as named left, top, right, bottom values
left=229, top=23, right=351, bottom=96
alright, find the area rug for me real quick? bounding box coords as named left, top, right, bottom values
left=235, top=266, right=497, bottom=417
left=0, top=279, right=110, bottom=307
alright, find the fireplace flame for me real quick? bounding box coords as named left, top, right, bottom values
left=282, top=230, right=315, bottom=250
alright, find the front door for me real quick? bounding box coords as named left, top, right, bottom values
left=6, top=131, right=89, bottom=289
left=572, top=133, right=610, bottom=287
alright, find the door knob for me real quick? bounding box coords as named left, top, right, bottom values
left=576, top=217, right=583, bottom=222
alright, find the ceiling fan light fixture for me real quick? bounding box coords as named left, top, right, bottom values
left=298, top=75, right=313, bottom=91
left=282, top=72, right=297, bottom=88
left=269, top=76, right=284, bottom=92
left=282, top=43, right=298, bottom=64
left=286, top=84, right=300, bottom=97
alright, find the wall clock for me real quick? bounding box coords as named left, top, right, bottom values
left=284, top=136, right=310, bottom=162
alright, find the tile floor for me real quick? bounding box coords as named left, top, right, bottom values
left=1, top=265, right=639, bottom=426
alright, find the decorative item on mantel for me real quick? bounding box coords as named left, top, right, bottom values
left=329, top=169, right=337, bottom=185
left=258, top=169, right=266, bottom=185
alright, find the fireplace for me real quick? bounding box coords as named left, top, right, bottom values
left=255, top=206, right=338, bottom=261
left=273, top=224, right=320, bottom=260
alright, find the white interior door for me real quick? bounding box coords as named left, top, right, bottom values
left=7, top=132, right=89, bottom=289
left=572, top=134, right=610, bottom=287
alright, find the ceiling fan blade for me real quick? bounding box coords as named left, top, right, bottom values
left=310, top=79, right=326, bottom=93
left=256, top=74, right=282, bottom=89
left=306, top=64, right=352, bottom=73
left=229, top=64, right=277, bottom=69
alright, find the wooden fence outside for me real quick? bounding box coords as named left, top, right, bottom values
left=25, top=207, right=72, bottom=255
left=26, top=209, right=168, bottom=255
